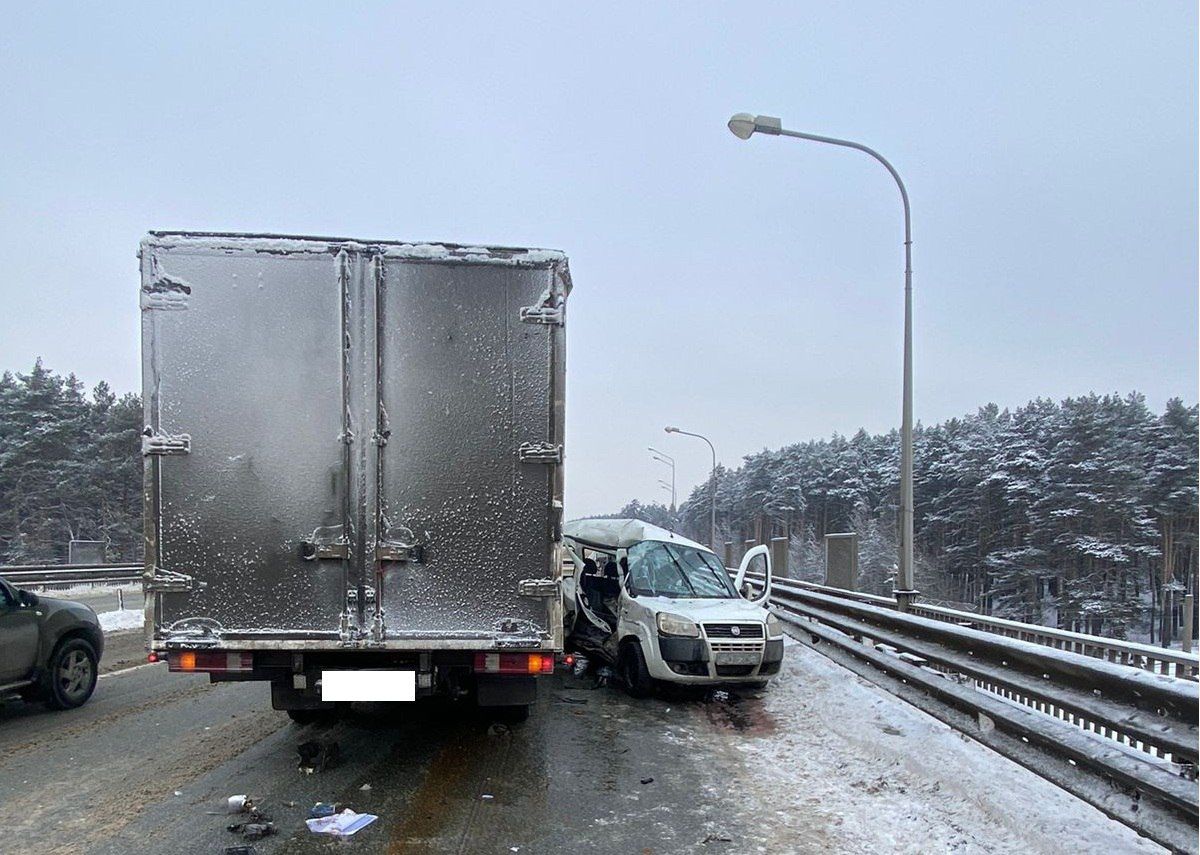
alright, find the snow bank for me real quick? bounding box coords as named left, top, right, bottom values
left=97, top=609, right=142, bottom=633
left=713, top=636, right=1162, bottom=854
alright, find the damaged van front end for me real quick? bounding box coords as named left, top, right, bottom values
left=562, top=518, right=783, bottom=695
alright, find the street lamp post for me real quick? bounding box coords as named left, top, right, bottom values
left=727, top=112, right=917, bottom=608
left=648, top=447, right=677, bottom=511
left=664, top=426, right=718, bottom=551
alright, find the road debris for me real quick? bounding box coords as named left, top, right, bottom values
left=241, top=822, right=276, bottom=841
left=306, top=809, right=378, bottom=837
left=640, top=777, right=654, bottom=785
left=307, top=802, right=337, bottom=819
left=359, top=783, right=372, bottom=792
left=710, top=690, right=730, bottom=703
left=298, top=739, right=340, bottom=773
left=487, top=723, right=510, bottom=737
left=554, top=695, right=588, bottom=705
left=223, top=846, right=256, bottom=855
left=701, top=832, right=733, bottom=844
left=226, top=795, right=250, bottom=813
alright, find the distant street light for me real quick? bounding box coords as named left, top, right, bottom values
left=665, top=426, right=718, bottom=550
left=648, top=446, right=676, bottom=511
left=727, top=112, right=916, bottom=608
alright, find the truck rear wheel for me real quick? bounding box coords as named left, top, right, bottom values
left=618, top=640, right=654, bottom=698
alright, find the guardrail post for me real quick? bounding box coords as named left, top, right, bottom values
left=770, top=536, right=789, bottom=580
left=724, top=541, right=733, bottom=568
left=1184, top=593, right=1195, bottom=655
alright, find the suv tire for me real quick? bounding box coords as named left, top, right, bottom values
left=44, top=637, right=98, bottom=709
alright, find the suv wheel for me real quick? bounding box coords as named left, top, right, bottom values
left=45, top=638, right=98, bottom=709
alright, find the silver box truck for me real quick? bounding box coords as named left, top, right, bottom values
left=140, top=232, right=569, bottom=720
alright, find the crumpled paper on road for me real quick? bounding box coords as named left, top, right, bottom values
left=305, top=808, right=378, bottom=836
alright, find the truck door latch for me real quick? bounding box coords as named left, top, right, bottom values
left=518, top=442, right=563, bottom=464
left=145, top=567, right=207, bottom=593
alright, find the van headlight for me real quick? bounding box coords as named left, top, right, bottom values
left=766, top=613, right=783, bottom=638
left=656, top=612, right=700, bottom=638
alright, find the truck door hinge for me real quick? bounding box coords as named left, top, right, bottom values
left=518, top=441, right=562, bottom=464
left=519, top=303, right=564, bottom=326
left=145, top=567, right=207, bottom=593
left=518, top=578, right=559, bottom=598
left=519, top=280, right=566, bottom=326
left=142, top=431, right=191, bottom=456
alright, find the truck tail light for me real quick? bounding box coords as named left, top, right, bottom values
left=167, top=651, right=253, bottom=673
left=473, top=652, right=555, bottom=675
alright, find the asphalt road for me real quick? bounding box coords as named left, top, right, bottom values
left=0, top=659, right=759, bottom=855
left=0, top=637, right=1156, bottom=855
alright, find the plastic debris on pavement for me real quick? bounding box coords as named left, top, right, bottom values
left=307, top=802, right=337, bottom=819
left=298, top=739, right=340, bottom=774
left=223, top=846, right=256, bottom=855
left=640, top=777, right=654, bottom=785
left=227, top=795, right=250, bottom=813
left=305, top=809, right=378, bottom=837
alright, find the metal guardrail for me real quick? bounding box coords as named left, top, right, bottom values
left=759, top=574, right=1199, bottom=854
left=773, top=576, right=1198, bottom=680
left=0, top=563, right=142, bottom=588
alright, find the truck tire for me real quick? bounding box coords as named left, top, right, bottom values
left=618, top=640, right=654, bottom=698
left=43, top=637, right=98, bottom=709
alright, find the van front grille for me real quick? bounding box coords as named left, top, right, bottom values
left=704, top=623, right=764, bottom=639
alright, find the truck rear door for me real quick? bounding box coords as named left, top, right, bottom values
left=373, top=253, right=565, bottom=647
left=143, top=235, right=567, bottom=650
left=142, top=238, right=348, bottom=642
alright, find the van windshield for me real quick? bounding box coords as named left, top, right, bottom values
left=626, top=541, right=737, bottom=599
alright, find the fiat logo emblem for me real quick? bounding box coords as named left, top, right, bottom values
left=731, top=626, right=741, bottom=637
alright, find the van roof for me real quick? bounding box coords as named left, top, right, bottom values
left=562, top=518, right=712, bottom=553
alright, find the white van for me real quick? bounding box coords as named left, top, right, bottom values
left=562, top=518, right=782, bottom=696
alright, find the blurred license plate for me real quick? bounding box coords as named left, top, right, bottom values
left=321, top=670, right=415, bottom=702
left=714, top=652, right=760, bottom=666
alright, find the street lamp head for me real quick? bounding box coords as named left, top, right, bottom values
left=727, top=113, right=757, bottom=140
left=664, top=426, right=679, bottom=433
left=727, top=113, right=783, bottom=140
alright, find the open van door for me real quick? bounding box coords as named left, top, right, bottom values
left=563, top=542, right=614, bottom=637
left=733, top=545, right=772, bottom=607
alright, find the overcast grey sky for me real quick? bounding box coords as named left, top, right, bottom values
left=1, top=3, right=1195, bottom=517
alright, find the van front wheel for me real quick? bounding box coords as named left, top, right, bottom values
left=618, top=640, right=654, bottom=698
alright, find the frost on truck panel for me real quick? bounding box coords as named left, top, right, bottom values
left=142, top=233, right=567, bottom=268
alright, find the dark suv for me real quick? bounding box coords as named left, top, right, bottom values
left=0, top=577, right=105, bottom=709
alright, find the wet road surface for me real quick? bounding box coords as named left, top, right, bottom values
left=0, top=637, right=1155, bottom=855
left=0, top=660, right=756, bottom=855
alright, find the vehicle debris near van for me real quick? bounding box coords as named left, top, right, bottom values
left=140, top=232, right=570, bottom=721
left=561, top=518, right=783, bottom=695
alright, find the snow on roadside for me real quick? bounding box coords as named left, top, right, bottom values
left=712, top=636, right=1163, bottom=854
left=33, top=582, right=140, bottom=600
left=97, top=609, right=143, bottom=633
